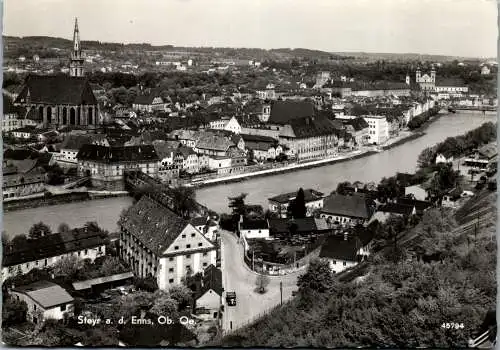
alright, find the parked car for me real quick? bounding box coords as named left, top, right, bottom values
left=226, top=291, right=236, bottom=306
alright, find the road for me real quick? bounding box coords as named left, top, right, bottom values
left=220, top=230, right=303, bottom=332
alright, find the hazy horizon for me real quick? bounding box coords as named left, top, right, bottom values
left=3, top=0, right=497, bottom=58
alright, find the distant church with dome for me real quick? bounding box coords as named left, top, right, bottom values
left=14, top=18, right=100, bottom=129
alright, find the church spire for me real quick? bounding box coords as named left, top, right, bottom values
left=70, top=17, right=84, bottom=77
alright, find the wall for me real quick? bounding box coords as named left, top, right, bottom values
left=2, top=245, right=105, bottom=282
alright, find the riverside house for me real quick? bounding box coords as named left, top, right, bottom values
left=76, top=144, right=160, bottom=190
left=2, top=227, right=107, bottom=281
left=268, top=189, right=325, bottom=218
left=119, top=196, right=217, bottom=289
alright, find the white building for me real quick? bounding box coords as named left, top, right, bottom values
left=10, top=281, right=74, bottom=325
left=363, top=115, right=389, bottom=145
left=239, top=220, right=269, bottom=239
left=209, top=116, right=242, bottom=134
left=2, top=228, right=107, bottom=281
left=318, top=234, right=371, bottom=274
left=119, top=196, right=217, bottom=289
left=195, top=265, right=223, bottom=320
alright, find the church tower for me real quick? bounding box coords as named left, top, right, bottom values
left=405, top=72, right=411, bottom=85
left=430, top=67, right=436, bottom=83
left=415, top=68, right=421, bottom=83
left=69, top=18, right=84, bottom=77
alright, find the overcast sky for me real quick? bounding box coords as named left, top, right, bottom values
left=3, top=0, right=497, bottom=58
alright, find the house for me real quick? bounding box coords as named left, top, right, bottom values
left=2, top=161, right=46, bottom=200
left=268, top=189, right=325, bottom=218
left=434, top=78, right=469, bottom=96
left=363, top=115, right=389, bottom=145
left=318, top=234, right=368, bottom=273
left=14, top=74, right=100, bottom=128
left=56, top=134, right=109, bottom=167
left=239, top=220, right=270, bottom=239
left=342, top=117, right=370, bottom=146
left=2, top=227, right=107, bottom=281
left=435, top=152, right=454, bottom=164
left=169, top=130, right=200, bottom=148
left=195, top=264, right=223, bottom=320
left=194, top=133, right=235, bottom=157
left=10, top=125, right=39, bottom=140
left=464, top=143, right=497, bottom=170
left=279, top=116, right=344, bottom=162
left=320, top=193, right=372, bottom=226
left=10, top=281, right=74, bottom=324
left=268, top=217, right=330, bottom=238
left=404, top=184, right=428, bottom=201
left=396, top=197, right=432, bottom=215
left=481, top=65, right=491, bottom=75
left=441, top=187, right=463, bottom=208
left=132, top=93, right=169, bottom=113
left=72, top=271, right=135, bottom=297
left=76, top=144, right=160, bottom=190
left=190, top=216, right=218, bottom=241
left=175, top=146, right=199, bottom=174
left=369, top=203, right=416, bottom=224
left=209, top=116, right=242, bottom=134
left=119, top=196, right=217, bottom=289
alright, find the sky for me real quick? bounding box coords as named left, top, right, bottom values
left=2, top=0, right=498, bottom=58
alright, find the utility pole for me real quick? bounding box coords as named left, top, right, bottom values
left=252, top=250, right=255, bottom=271
left=280, top=281, right=283, bottom=306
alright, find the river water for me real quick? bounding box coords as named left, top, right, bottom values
left=3, top=112, right=495, bottom=238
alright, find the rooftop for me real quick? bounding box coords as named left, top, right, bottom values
left=76, top=144, right=159, bottom=163
left=13, top=281, right=74, bottom=309
left=268, top=188, right=325, bottom=204
left=321, top=193, right=370, bottom=219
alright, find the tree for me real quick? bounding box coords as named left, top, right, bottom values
left=52, top=255, right=84, bottom=279
left=255, top=274, right=270, bottom=294
left=151, top=290, right=179, bottom=317
left=336, top=181, right=352, bottom=195
left=167, top=284, right=193, bottom=309
left=28, top=222, right=52, bottom=239
left=417, top=147, right=436, bottom=169
left=169, top=186, right=198, bottom=218
left=84, top=221, right=101, bottom=232
left=228, top=193, right=248, bottom=217
left=58, top=223, right=71, bottom=233
left=99, top=256, right=127, bottom=276
left=2, top=298, right=27, bottom=326
left=290, top=188, right=307, bottom=219
left=297, top=258, right=335, bottom=294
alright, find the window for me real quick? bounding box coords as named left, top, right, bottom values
left=203, top=252, right=208, bottom=257
left=169, top=257, right=174, bottom=262
left=84, top=249, right=88, bottom=255
left=343, top=261, right=347, bottom=266
left=98, top=246, right=102, bottom=252
left=186, top=265, right=191, bottom=270
left=332, top=260, right=336, bottom=264
left=186, top=254, right=191, bottom=259
left=182, top=234, right=186, bottom=238
left=169, top=268, right=174, bottom=272
left=34, top=304, right=37, bottom=311
left=191, top=233, right=195, bottom=237
left=169, top=279, right=174, bottom=283
left=174, top=246, right=179, bottom=250
left=60, top=304, right=66, bottom=311
left=198, top=243, right=202, bottom=247
left=203, top=262, right=208, bottom=267
left=186, top=244, right=191, bottom=249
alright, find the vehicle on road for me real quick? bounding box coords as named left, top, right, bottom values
left=226, top=291, right=237, bottom=306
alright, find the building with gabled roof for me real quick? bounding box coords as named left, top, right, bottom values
left=320, top=193, right=372, bottom=226
left=2, top=227, right=107, bottom=281
left=10, top=281, right=75, bottom=325
left=76, top=144, right=159, bottom=190
left=268, top=188, right=325, bottom=218
left=195, top=264, right=223, bottom=320
left=268, top=100, right=315, bottom=125
left=119, top=196, right=217, bottom=289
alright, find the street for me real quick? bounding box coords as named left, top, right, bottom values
left=220, top=230, right=303, bottom=332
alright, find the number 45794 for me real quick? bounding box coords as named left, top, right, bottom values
left=442, top=323, right=464, bottom=329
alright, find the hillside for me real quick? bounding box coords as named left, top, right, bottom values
left=218, top=190, right=497, bottom=348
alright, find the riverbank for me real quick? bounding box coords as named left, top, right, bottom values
left=3, top=190, right=129, bottom=212
left=194, top=150, right=379, bottom=188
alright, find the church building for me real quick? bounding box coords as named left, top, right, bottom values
left=14, top=18, right=100, bottom=129
left=415, top=67, right=436, bottom=92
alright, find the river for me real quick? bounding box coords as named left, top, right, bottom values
left=2, top=112, right=494, bottom=238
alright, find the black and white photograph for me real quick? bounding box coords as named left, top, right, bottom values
left=1, top=0, right=498, bottom=347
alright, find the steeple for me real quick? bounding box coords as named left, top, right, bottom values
left=69, top=17, right=84, bottom=77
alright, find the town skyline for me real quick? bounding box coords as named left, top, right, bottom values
left=3, top=0, right=497, bottom=58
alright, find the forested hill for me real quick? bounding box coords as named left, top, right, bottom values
left=218, top=191, right=497, bottom=348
